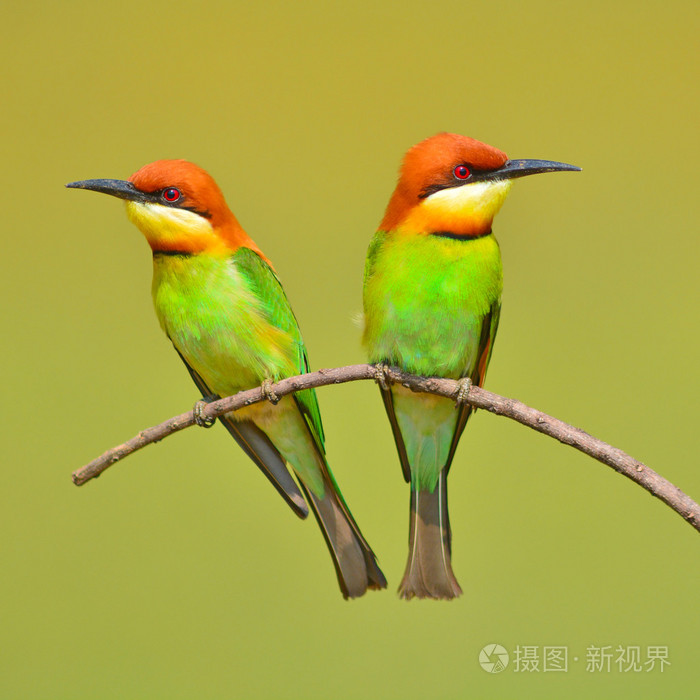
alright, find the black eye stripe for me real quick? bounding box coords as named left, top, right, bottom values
left=136, top=187, right=211, bottom=219
left=418, top=166, right=493, bottom=198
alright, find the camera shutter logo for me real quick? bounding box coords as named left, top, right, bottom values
left=479, top=644, right=509, bottom=673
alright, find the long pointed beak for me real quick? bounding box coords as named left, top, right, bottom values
left=66, top=178, right=149, bottom=202
left=492, top=159, right=581, bottom=181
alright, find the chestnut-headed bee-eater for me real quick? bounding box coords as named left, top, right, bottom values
left=363, top=133, right=579, bottom=599
left=67, top=160, right=386, bottom=599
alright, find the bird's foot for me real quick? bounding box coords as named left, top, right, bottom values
left=261, top=378, right=280, bottom=405
left=193, top=397, right=217, bottom=428
left=454, top=377, right=472, bottom=406
left=374, top=363, right=391, bottom=391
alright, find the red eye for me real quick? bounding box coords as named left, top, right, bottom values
left=453, top=165, right=471, bottom=180
left=163, top=188, right=180, bottom=202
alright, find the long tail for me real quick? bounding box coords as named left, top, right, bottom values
left=398, top=469, right=462, bottom=600
left=299, top=471, right=387, bottom=599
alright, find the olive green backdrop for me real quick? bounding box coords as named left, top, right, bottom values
left=2, top=1, right=698, bottom=698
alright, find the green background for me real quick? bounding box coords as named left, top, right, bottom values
left=2, top=1, right=698, bottom=698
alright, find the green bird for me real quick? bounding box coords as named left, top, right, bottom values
left=68, top=159, right=386, bottom=598
left=363, top=133, right=579, bottom=599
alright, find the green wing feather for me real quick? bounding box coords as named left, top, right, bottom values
left=444, top=299, right=501, bottom=475
left=231, top=249, right=368, bottom=516
left=172, top=345, right=310, bottom=518
left=233, top=247, right=326, bottom=453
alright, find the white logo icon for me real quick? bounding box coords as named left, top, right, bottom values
left=479, top=644, right=509, bottom=673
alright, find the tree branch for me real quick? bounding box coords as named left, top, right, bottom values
left=71, top=364, right=700, bottom=533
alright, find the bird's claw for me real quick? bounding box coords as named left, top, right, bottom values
left=454, top=377, right=472, bottom=406
left=261, top=379, right=280, bottom=405
left=374, top=363, right=391, bottom=391
left=193, top=399, right=216, bottom=428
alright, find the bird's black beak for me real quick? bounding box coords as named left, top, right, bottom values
left=66, top=179, right=151, bottom=203
left=491, top=159, right=581, bottom=181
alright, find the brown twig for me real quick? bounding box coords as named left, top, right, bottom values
left=71, top=364, right=700, bottom=533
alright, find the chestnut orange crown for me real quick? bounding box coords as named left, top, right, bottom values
left=381, top=133, right=508, bottom=230
left=129, top=159, right=234, bottom=229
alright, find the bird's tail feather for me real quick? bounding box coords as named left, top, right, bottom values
left=399, top=469, right=462, bottom=600
left=299, top=472, right=387, bottom=599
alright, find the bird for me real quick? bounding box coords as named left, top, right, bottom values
left=67, top=159, right=386, bottom=599
left=362, top=133, right=579, bottom=599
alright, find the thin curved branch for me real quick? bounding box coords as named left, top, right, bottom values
left=71, top=364, right=700, bottom=533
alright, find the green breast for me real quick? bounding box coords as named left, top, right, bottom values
left=363, top=231, right=503, bottom=378
left=151, top=252, right=297, bottom=397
